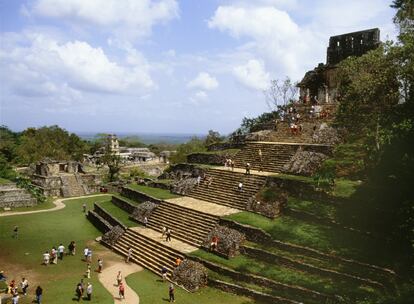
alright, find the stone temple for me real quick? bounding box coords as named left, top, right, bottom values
left=298, top=28, right=380, bottom=104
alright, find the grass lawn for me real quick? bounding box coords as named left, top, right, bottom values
left=287, top=197, right=337, bottom=219
left=127, top=184, right=180, bottom=200
left=224, top=212, right=388, bottom=266
left=126, top=269, right=254, bottom=304
left=97, top=200, right=138, bottom=227
left=0, top=195, right=114, bottom=304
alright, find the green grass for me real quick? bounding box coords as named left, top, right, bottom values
left=331, top=178, right=361, bottom=198
left=224, top=212, right=389, bottom=266
left=0, top=195, right=113, bottom=304
left=127, top=184, right=180, bottom=200
left=0, top=177, right=12, bottom=184
left=190, top=250, right=379, bottom=301
left=97, top=200, right=138, bottom=227
left=126, top=269, right=254, bottom=304
left=287, top=197, right=337, bottom=219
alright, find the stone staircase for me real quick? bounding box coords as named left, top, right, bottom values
left=113, top=229, right=185, bottom=278
left=269, top=121, right=318, bottom=143
left=233, top=142, right=298, bottom=173
left=187, top=169, right=267, bottom=209
left=147, top=201, right=219, bottom=247
left=0, top=184, right=37, bottom=208
left=60, top=174, right=86, bottom=197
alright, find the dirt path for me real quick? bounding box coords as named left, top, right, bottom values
left=0, top=194, right=109, bottom=217
left=98, top=261, right=142, bottom=304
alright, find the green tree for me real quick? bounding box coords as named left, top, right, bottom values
left=204, top=130, right=223, bottom=146
left=169, top=137, right=206, bottom=164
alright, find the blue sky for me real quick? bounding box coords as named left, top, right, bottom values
left=0, top=0, right=397, bottom=134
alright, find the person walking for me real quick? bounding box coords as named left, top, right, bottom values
left=258, top=149, right=263, bottom=172
left=238, top=182, right=243, bottom=192
left=197, top=175, right=201, bottom=186
left=82, top=203, right=87, bottom=213
left=11, top=293, right=19, bottom=304
left=51, top=247, right=58, bottom=264
left=68, top=241, right=76, bottom=255
left=161, top=226, right=167, bottom=239
left=35, top=286, right=42, bottom=304
left=83, top=247, right=89, bottom=261
left=86, top=283, right=92, bottom=301
left=97, top=259, right=103, bottom=273
left=161, top=266, right=168, bottom=281
left=58, top=243, right=65, bottom=260
left=87, top=248, right=92, bottom=263
left=143, top=216, right=148, bottom=228
left=75, top=282, right=83, bottom=302
left=166, top=228, right=172, bottom=242
left=245, top=162, right=251, bottom=175
left=230, top=159, right=235, bottom=171
left=169, top=283, right=175, bottom=303
left=20, top=278, right=29, bottom=296
left=118, top=282, right=125, bottom=300
left=13, top=226, right=18, bottom=238
left=116, top=271, right=122, bottom=286
left=86, top=264, right=91, bottom=279
left=126, top=248, right=133, bottom=263
left=42, top=251, right=50, bottom=266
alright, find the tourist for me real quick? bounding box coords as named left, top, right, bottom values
left=161, top=226, right=167, bottom=238
left=166, top=228, right=172, bottom=242
left=196, top=175, right=201, bottom=186
left=58, top=243, right=65, bottom=260
left=86, top=283, right=92, bottom=301
left=143, top=216, right=148, bottom=227
left=210, top=236, right=219, bottom=251
left=11, top=293, right=19, bottom=304
left=75, top=282, right=83, bottom=302
left=97, top=259, right=103, bottom=273
left=13, top=226, right=18, bottom=238
left=83, top=247, right=89, bottom=261
left=116, top=271, right=122, bottom=286
left=8, top=280, right=17, bottom=295
left=87, top=248, right=92, bottom=263
left=245, top=163, right=251, bottom=175
left=82, top=203, right=87, bottom=213
left=161, top=266, right=168, bottom=281
left=169, top=283, right=175, bottom=303
left=118, top=282, right=125, bottom=299
left=224, top=158, right=228, bottom=169
left=86, top=264, right=91, bottom=279
left=51, top=247, right=58, bottom=264
left=35, top=286, right=42, bottom=304
left=0, top=271, right=6, bottom=282
left=238, top=182, right=243, bottom=192
left=43, top=251, right=50, bottom=265
left=126, top=247, right=133, bottom=263
left=175, top=257, right=182, bottom=267
left=258, top=149, right=263, bottom=172
left=20, top=277, right=29, bottom=296
left=68, top=241, right=76, bottom=255
left=230, top=159, right=235, bottom=171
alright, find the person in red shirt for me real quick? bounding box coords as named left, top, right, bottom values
left=118, top=282, right=125, bottom=299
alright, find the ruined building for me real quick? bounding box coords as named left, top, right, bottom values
left=298, top=28, right=380, bottom=103
left=31, top=159, right=102, bottom=197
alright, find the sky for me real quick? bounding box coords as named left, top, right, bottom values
left=0, top=0, right=398, bottom=135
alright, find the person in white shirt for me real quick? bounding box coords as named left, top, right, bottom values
left=43, top=251, right=50, bottom=265
left=20, top=278, right=29, bottom=295
left=57, top=244, right=65, bottom=260
left=86, top=283, right=92, bottom=301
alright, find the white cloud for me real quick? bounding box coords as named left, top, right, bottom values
left=0, top=32, right=154, bottom=100
left=233, top=59, right=270, bottom=91
left=26, top=0, right=179, bottom=40
left=187, top=72, right=219, bottom=91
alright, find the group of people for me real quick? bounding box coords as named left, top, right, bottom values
left=1, top=271, right=43, bottom=304
left=75, top=279, right=93, bottom=301
left=42, top=243, right=69, bottom=265
left=160, top=266, right=176, bottom=303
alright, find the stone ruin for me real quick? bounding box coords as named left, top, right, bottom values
left=172, top=260, right=208, bottom=292
left=0, top=182, right=37, bottom=209
left=31, top=159, right=102, bottom=197
left=298, top=28, right=380, bottom=104
left=203, top=225, right=246, bottom=258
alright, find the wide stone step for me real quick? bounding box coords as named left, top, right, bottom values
left=147, top=223, right=203, bottom=247
left=158, top=201, right=219, bottom=223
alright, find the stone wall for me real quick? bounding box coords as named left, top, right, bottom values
left=94, top=203, right=127, bottom=230
left=112, top=196, right=136, bottom=214
left=159, top=163, right=206, bottom=180
left=0, top=183, right=37, bottom=208
left=187, top=153, right=226, bottom=165
left=31, top=175, right=62, bottom=196
left=86, top=210, right=112, bottom=233
left=120, top=187, right=163, bottom=204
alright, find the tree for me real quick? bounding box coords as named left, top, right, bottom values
left=169, top=137, right=206, bottom=164
left=101, top=151, right=122, bottom=181
left=264, top=77, right=299, bottom=109
left=204, top=130, right=223, bottom=147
